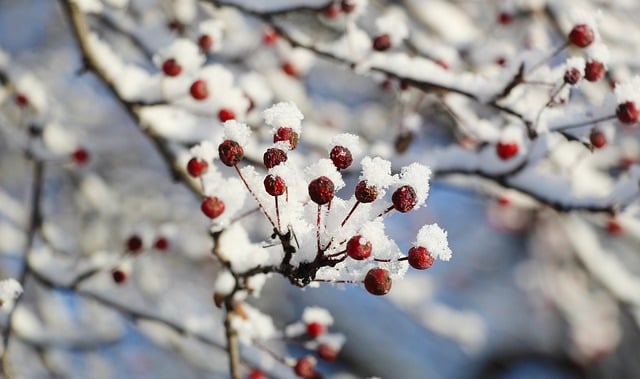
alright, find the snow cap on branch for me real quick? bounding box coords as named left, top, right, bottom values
left=0, top=278, right=23, bottom=312
left=414, top=224, right=452, bottom=261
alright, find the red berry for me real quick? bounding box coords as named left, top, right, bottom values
left=495, top=57, right=507, bottom=67
left=201, top=196, right=225, bottom=219
left=616, top=101, right=639, bottom=124
left=263, top=148, right=288, bottom=169
left=190, top=79, right=208, bottom=100
left=407, top=246, right=434, bottom=270
left=585, top=60, right=605, bottom=82
left=282, top=61, right=298, bottom=78
left=391, top=185, right=417, bottom=213
left=162, top=58, right=182, bottom=77
left=112, top=268, right=127, bottom=284
left=15, top=93, right=28, bottom=108
left=218, top=139, right=244, bottom=166
left=329, top=146, right=353, bottom=169
left=274, top=127, right=299, bottom=149
left=71, top=148, right=90, bottom=165
left=126, top=235, right=144, bottom=253
left=317, top=344, right=338, bottom=361
left=498, top=12, right=514, bottom=25
left=364, top=267, right=392, bottom=295
left=264, top=175, right=286, bottom=196
left=323, top=3, right=341, bottom=18
left=563, top=67, right=582, bottom=85
left=498, top=196, right=511, bottom=206
left=354, top=180, right=377, bottom=203
left=340, top=0, right=355, bottom=13
left=294, top=357, right=316, bottom=378
left=372, top=34, right=392, bottom=51
left=435, top=59, right=449, bottom=70
left=306, top=322, right=325, bottom=338
left=154, top=236, right=169, bottom=251
left=262, top=28, right=278, bottom=45
left=569, top=24, right=595, bottom=47
left=606, top=219, right=623, bottom=235
left=218, top=108, right=236, bottom=122
left=346, top=235, right=372, bottom=260
left=248, top=369, right=267, bottom=379
left=308, top=176, right=335, bottom=205
left=198, top=34, right=214, bottom=52
left=496, top=141, right=519, bottom=160
left=167, top=20, right=184, bottom=33
left=187, top=157, right=208, bottom=177
left=590, top=129, right=606, bottom=149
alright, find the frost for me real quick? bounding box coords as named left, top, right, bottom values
left=415, top=224, right=452, bottom=261
left=587, top=43, right=610, bottom=64
left=359, top=156, right=396, bottom=192
left=304, top=159, right=345, bottom=191
left=614, top=75, right=640, bottom=104
left=565, top=56, right=586, bottom=75
left=302, top=307, right=334, bottom=326
left=0, top=278, right=23, bottom=311
left=263, top=101, right=304, bottom=134
left=329, top=133, right=361, bottom=157
left=398, top=163, right=431, bottom=208
left=154, top=38, right=204, bottom=73
left=231, top=303, right=276, bottom=343
left=223, top=120, right=252, bottom=146
left=198, top=19, right=225, bottom=52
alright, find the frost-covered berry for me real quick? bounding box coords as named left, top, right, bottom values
left=496, top=141, right=519, bottom=160
left=154, top=236, right=169, bottom=251
left=218, top=108, right=235, bottom=122
left=340, top=0, right=355, bottom=13
left=71, top=148, right=90, bottom=165
left=616, top=101, right=639, bottom=124
left=274, top=127, right=299, bottom=149
left=248, top=369, right=267, bottom=379
left=392, top=185, right=417, bottom=213
left=354, top=180, right=378, bottom=203
left=282, top=61, right=298, bottom=78
left=372, top=34, right=392, bottom=51
left=408, top=246, right=434, bottom=270
left=306, top=322, right=325, bottom=338
left=201, top=196, right=225, bottom=219
left=264, top=175, right=286, bottom=196
left=263, top=148, right=288, bottom=169
left=568, top=24, right=595, bottom=47
left=162, top=58, right=182, bottom=77
left=15, top=94, right=28, bottom=108
left=317, top=344, right=338, bottom=361
left=112, top=268, right=127, bottom=284
left=364, top=268, right=392, bottom=295
left=329, top=146, right=353, bottom=169
left=190, top=79, right=208, bottom=100
left=308, top=176, right=335, bottom=205
left=563, top=68, right=582, bottom=85
left=126, top=235, right=143, bottom=253
left=590, top=129, right=606, bottom=149
left=187, top=157, right=208, bottom=177
left=585, top=60, right=605, bottom=82
left=346, top=235, right=372, bottom=260
left=218, top=139, right=244, bottom=166
left=294, top=357, right=316, bottom=378
left=198, top=34, right=213, bottom=52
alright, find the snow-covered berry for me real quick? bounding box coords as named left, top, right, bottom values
left=392, top=185, right=417, bottom=213
left=263, top=148, right=287, bottom=169
left=218, top=139, right=244, bottom=166
left=364, top=267, right=392, bottom=295
left=187, top=157, right=208, bottom=177
left=218, top=108, right=235, bottom=122
left=323, top=3, right=341, bottom=18
left=585, top=60, right=605, bottom=82
left=264, top=174, right=286, bottom=196
left=282, top=61, right=298, bottom=78
left=354, top=180, right=378, bottom=203
left=15, top=94, right=28, bottom=108
left=329, top=146, right=353, bottom=170
left=407, top=246, right=434, bottom=270
left=248, top=369, right=267, bottom=379
left=294, top=357, right=316, bottom=378
left=308, top=176, right=335, bottom=205
left=340, top=0, right=355, bottom=13
left=564, top=68, right=582, bottom=85
left=162, top=58, right=182, bottom=77
left=198, top=34, right=213, bottom=52
left=190, top=79, right=208, bottom=100
left=616, top=101, right=639, bottom=124
left=498, top=12, right=514, bottom=25
left=346, top=235, right=372, bottom=260
left=569, top=24, right=595, bottom=47
left=496, top=141, right=519, bottom=160
left=201, top=196, right=225, bottom=219
left=372, top=34, right=392, bottom=51
left=274, top=127, right=299, bottom=149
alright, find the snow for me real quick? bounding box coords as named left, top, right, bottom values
left=415, top=224, right=452, bottom=261
left=398, top=163, right=431, bottom=208
left=73, top=0, right=103, bottom=13
left=565, top=56, right=586, bottom=76
left=375, top=8, right=409, bottom=45
left=359, top=156, right=396, bottom=193
left=190, top=141, right=217, bottom=162
left=198, top=19, right=225, bottom=52
left=231, top=303, right=276, bottom=343
left=14, top=73, right=48, bottom=112
left=614, top=75, right=640, bottom=104
left=214, top=271, right=235, bottom=296
left=304, top=159, right=345, bottom=191
left=302, top=307, right=334, bottom=326
left=154, top=38, right=204, bottom=73
left=223, top=120, right=252, bottom=146
left=263, top=101, right=304, bottom=134
left=329, top=133, right=361, bottom=157
left=239, top=72, right=273, bottom=109
left=0, top=278, right=22, bottom=311
left=587, top=42, right=610, bottom=64
left=173, top=0, right=197, bottom=24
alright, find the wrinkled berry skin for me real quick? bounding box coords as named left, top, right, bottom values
left=391, top=185, right=417, bottom=213
left=274, top=127, right=299, bottom=149
left=408, top=246, right=434, bottom=270
left=616, top=101, right=639, bottom=124
left=364, top=268, right=392, bottom=295
left=308, top=176, right=335, bottom=205
left=354, top=180, right=377, bottom=203
left=568, top=24, right=595, bottom=47
left=264, top=175, right=286, bottom=196
left=218, top=140, right=244, bottom=166
left=346, top=235, right=372, bottom=260
left=329, top=146, right=353, bottom=169
left=563, top=68, right=581, bottom=85
left=372, top=34, right=392, bottom=51
left=585, top=60, right=605, bottom=82
left=263, top=148, right=288, bottom=169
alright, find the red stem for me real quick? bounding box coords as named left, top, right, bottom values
left=376, top=205, right=395, bottom=218
left=234, top=165, right=276, bottom=228
left=275, top=196, right=281, bottom=232
left=340, top=201, right=360, bottom=227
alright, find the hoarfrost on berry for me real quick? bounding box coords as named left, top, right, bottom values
left=263, top=101, right=304, bottom=134
left=359, top=156, right=396, bottom=194
left=329, top=133, right=362, bottom=157
left=415, top=224, right=452, bottom=261
left=304, top=159, right=345, bottom=191
left=398, top=163, right=431, bottom=208
left=223, top=120, right=252, bottom=147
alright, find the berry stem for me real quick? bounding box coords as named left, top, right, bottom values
left=313, top=278, right=362, bottom=284
left=340, top=201, right=360, bottom=227
left=553, top=114, right=617, bottom=131
left=527, top=41, right=569, bottom=74
left=275, top=196, right=281, bottom=232
left=325, top=250, right=346, bottom=258
left=316, top=205, right=322, bottom=257
left=373, top=256, right=408, bottom=263
left=376, top=205, right=395, bottom=218
left=234, top=165, right=276, bottom=228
